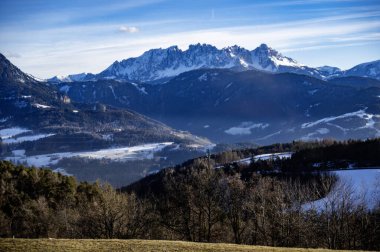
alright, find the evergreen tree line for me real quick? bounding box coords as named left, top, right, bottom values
left=0, top=159, right=379, bottom=250
left=214, top=138, right=380, bottom=174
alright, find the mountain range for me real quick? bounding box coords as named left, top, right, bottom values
left=57, top=68, right=380, bottom=144
left=1, top=43, right=380, bottom=185
left=49, top=43, right=380, bottom=83
left=0, top=53, right=208, bottom=149
left=0, top=53, right=213, bottom=185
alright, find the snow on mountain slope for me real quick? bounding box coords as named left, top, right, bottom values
left=301, top=109, right=380, bottom=135
left=48, top=73, right=94, bottom=83
left=97, top=44, right=236, bottom=82
left=47, top=44, right=380, bottom=83
left=250, top=43, right=302, bottom=71
left=2, top=133, right=55, bottom=144
left=225, top=122, right=269, bottom=135
left=49, top=44, right=335, bottom=83
left=344, top=60, right=380, bottom=80
left=98, top=43, right=315, bottom=82
left=316, top=66, right=342, bottom=79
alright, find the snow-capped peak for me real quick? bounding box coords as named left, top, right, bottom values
left=47, top=72, right=93, bottom=83
left=316, top=66, right=342, bottom=74
left=56, top=75, right=70, bottom=81
left=251, top=44, right=301, bottom=71
left=45, top=44, right=380, bottom=83
left=316, top=66, right=342, bottom=79
left=95, top=43, right=307, bottom=83
left=344, top=60, right=380, bottom=80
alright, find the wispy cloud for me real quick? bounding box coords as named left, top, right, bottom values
left=119, top=26, right=139, bottom=33
left=0, top=0, right=165, bottom=28
left=4, top=52, right=21, bottom=58
left=281, top=41, right=377, bottom=53
left=1, top=0, right=379, bottom=77
left=252, top=0, right=360, bottom=8
left=5, top=14, right=379, bottom=77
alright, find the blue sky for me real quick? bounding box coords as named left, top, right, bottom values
left=0, top=0, right=379, bottom=78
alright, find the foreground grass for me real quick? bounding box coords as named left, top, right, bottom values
left=0, top=239, right=371, bottom=252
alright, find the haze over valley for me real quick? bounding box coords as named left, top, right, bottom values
left=0, top=0, right=379, bottom=251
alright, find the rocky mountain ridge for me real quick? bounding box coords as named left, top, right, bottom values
left=48, top=43, right=380, bottom=83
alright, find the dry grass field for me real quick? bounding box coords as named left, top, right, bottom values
left=0, top=239, right=370, bottom=252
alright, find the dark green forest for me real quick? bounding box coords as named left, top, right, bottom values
left=0, top=139, right=379, bottom=250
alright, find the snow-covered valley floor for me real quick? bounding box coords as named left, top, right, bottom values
left=5, top=142, right=174, bottom=167
left=236, top=152, right=293, bottom=165
left=0, top=127, right=55, bottom=144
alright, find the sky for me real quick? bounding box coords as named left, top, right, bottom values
left=0, top=0, right=379, bottom=79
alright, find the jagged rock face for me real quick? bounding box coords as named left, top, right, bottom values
left=48, top=44, right=380, bottom=83
left=97, top=43, right=308, bottom=82
left=48, top=73, right=91, bottom=83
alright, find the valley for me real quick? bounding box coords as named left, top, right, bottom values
left=1, top=45, right=380, bottom=185
left=54, top=68, right=380, bottom=145
left=1, top=0, right=380, bottom=251
left=0, top=139, right=379, bottom=250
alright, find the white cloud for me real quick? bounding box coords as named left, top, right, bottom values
left=1, top=12, right=379, bottom=78
left=5, top=52, right=21, bottom=58
left=251, top=0, right=362, bottom=8
left=119, top=26, right=139, bottom=33
left=1, top=0, right=165, bottom=28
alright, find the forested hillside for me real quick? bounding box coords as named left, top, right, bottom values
left=1, top=139, right=379, bottom=250
left=0, top=140, right=380, bottom=250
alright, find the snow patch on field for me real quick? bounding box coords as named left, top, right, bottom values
left=236, top=152, right=293, bottom=165
left=33, top=103, right=52, bottom=109
left=254, top=152, right=293, bottom=161
left=53, top=168, right=73, bottom=176
left=0, top=127, right=31, bottom=139
left=304, top=169, right=380, bottom=210
left=300, top=128, right=330, bottom=141
left=3, top=133, right=55, bottom=144
left=225, top=122, right=269, bottom=135
left=301, top=109, right=380, bottom=129
left=0, top=127, right=55, bottom=144
left=4, top=142, right=174, bottom=167
left=186, top=143, right=216, bottom=153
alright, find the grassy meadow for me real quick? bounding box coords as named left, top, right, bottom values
left=0, top=239, right=371, bottom=252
